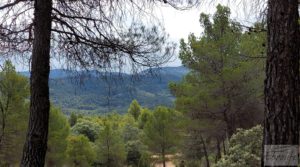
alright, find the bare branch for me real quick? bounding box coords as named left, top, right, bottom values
left=0, top=0, right=22, bottom=10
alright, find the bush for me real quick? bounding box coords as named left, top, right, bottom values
left=216, top=125, right=262, bottom=167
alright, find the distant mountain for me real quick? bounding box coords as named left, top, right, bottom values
left=20, top=66, right=189, bottom=115
left=20, top=69, right=80, bottom=79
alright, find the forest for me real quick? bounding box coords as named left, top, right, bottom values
left=0, top=0, right=299, bottom=167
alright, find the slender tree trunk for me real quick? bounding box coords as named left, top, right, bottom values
left=200, top=134, right=210, bottom=167
left=222, top=108, right=234, bottom=137
left=21, top=0, right=52, bottom=166
left=222, top=138, right=226, bottom=155
left=263, top=0, right=299, bottom=166
left=162, top=147, right=166, bottom=167
left=0, top=109, right=5, bottom=145
left=215, top=138, right=221, bottom=163
left=106, top=138, right=110, bottom=167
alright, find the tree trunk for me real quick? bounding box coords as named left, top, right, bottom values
left=215, top=138, right=221, bottom=163
left=222, top=139, right=226, bottom=155
left=263, top=0, right=299, bottom=166
left=200, top=135, right=210, bottom=167
left=162, top=147, right=166, bottom=167
left=21, top=0, right=52, bottom=166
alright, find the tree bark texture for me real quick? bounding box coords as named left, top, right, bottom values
left=21, top=0, right=52, bottom=166
left=263, top=0, right=299, bottom=166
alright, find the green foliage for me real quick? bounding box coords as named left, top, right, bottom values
left=138, top=108, right=152, bottom=129
left=125, top=140, right=147, bottom=167
left=183, top=160, right=202, bottom=167
left=174, top=4, right=265, bottom=130
left=122, top=119, right=140, bottom=143
left=96, top=119, right=126, bottom=167
left=71, top=118, right=101, bottom=142
left=128, top=99, right=141, bottom=120
left=69, top=112, right=77, bottom=127
left=121, top=115, right=149, bottom=166
left=215, top=125, right=262, bottom=167
left=170, top=5, right=265, bottom=164
left=0, top=61, right=29, bottom=165
left=46, top=106, right=70, bottom=166
left=0, top=61, right=29, bottom=103
left=43, top=67, right=188, bottom=115
left=66, top=135, right=96, bottom=167
left=0, top=61, right=183, bottom=167
left=143, top=106, right=183, bottom=165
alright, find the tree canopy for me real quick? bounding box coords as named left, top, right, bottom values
left=46, top=106, right=70, bottom=166
left=143, top=106, right=183, bottom=167
left=170, top=4, right=266, bottom=165
left=0, top=61, right=29, bottom=166
left=66, top=135, right=96, bottom=167
left=128, top=99, right=142, bottom=121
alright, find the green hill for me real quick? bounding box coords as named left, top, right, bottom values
left=21, top=66, right=188, bottom=115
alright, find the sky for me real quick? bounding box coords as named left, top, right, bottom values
left=12, top=1, right=263, bottom=71
left=156, top=0, right=263, bottom=66
left=155, top=6, right=203, bottom=66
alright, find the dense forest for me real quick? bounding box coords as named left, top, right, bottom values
left=0, top=0, right=299, bottom=166
left=20, top=66, right=189, bottom=114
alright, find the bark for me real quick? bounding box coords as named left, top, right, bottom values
left=20, top=0, right=52, bottom=166
left=223, top=108, right=234, bottom=137
left=215, top=138, right=221, bottom=163
left=0, top=94, right=10, bottom=145
left=263, top=0, right=299, bottom=166
left=162, top=147, right=166, bottom=167
left=222, top=138, right=226, bottom=155
left=200, top=135, right=210, bottom=167
left=0, top=107, right=5, bottom=145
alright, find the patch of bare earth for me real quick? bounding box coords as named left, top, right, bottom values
left=154, top=161, right=176, bottom=167
left=152, top=155, right=177, bottom=167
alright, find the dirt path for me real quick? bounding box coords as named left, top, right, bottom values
left=152, top=154, right=178, bottom=167
left=154, top=161, right=176, bottom=167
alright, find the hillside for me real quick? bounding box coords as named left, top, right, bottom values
left=20, top=66, right=188, bottom=115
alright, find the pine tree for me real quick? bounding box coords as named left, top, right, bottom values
left=66, top=135, right=96, bottom=167
left=0, top=61, right=29, bottom=165
left=143, top=106, right=183, bottom=167
left=69, top=112, right=77, bottom=127
left=96, top=119, right=126, bottom=167
left=46, top=107, right=70, bottom=166
left=128, top=100, right=142, bottom=121
left=170, top=4, right=266, bottom=164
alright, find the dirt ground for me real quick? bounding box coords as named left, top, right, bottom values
left=154, top=161, right=176, bottom=167
left=152, top=154, right=178, bottom=167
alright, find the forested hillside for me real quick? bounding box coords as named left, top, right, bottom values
left=0, top=0, right=298, bottom=166
left=20, top=66, right=188, bottom=114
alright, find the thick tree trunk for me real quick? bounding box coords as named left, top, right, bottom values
left=20, top=0, right=52, bottom=166
left=263, top=0, right=299, bottom=166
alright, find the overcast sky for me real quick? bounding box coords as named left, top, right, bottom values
left=156, top=6, right=204, bottom=66
left=155, top=0, right=263, bottom=66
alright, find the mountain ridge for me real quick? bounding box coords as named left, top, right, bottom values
left=20, top=66, right=188, bottom=115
